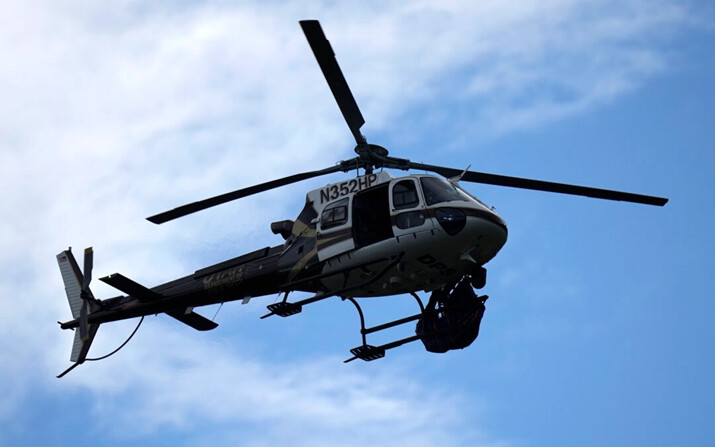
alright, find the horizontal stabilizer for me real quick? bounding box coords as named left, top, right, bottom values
left=101, top=273, right=216, bottom=330
left=166, top=308, right=218, bottom=331
left=100, top=273, right=161, bottom=302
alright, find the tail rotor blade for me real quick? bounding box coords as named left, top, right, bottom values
left=79, top=299, right=89, bottom=341
left=82, top=247, right=93, bottom=290
left=80, top=247, right=93, bottom=341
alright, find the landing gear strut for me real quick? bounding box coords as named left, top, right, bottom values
left=342, top=292, right=426, bottom=363
left=343, top=276, right=488, bottom=362
left=261, top=258, right=488, bottom=362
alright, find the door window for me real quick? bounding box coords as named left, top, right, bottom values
left=392, top=180, right=420, bottom=210
left=320, top=198, right=349, bottom=230
left=395, top=211, right=426, bottom=229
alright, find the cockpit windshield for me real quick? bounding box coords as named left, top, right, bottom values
left=455, top=184, right=491, bottom=209
left=420, top=177, right=470, bottom=206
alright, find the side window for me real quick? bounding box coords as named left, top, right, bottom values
left=320, top=198, right=349, bottom=230
left=392, top=180, right=420, bottom=210
left=395, top=211, right=426, bottom=229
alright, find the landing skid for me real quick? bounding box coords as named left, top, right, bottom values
left=261, top=254, right=486, bottom=362
left=260, top=252, right=428, bottom=361
left=342, top=292, right=425, bottom=363
left=261, top=253, right=405, bottom=319
left=264, top=287, right=429, bottom=363
left=344, top=291, right=488, bottom=362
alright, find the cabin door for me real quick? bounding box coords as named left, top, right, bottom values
left=352, top=183, right=394, bottom=249
left=389, top=178, right=432, bottom=237
left=316, top=197, right=355, bottom=261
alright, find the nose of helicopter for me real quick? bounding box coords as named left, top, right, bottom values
left=451, top=207, right=508, bottom=265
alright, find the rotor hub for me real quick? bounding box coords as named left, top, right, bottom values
left=354, top=143, right=390, bottom=173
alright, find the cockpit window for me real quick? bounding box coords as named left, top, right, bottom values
left=455, top=184, right=491, bottom=209
left=420, top=177, right=469, bottom=206
left=392, top=180, right=420, bottom=210
left=320, top=198, right=348, bottom=230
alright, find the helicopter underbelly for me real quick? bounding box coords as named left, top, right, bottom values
left=319, top=214, right=507, bottom=297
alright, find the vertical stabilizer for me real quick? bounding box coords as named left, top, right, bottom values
left=57, top=248, right=100, bottom=377
left=57, top=249, right=84, bottom=319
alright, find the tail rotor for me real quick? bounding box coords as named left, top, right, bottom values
left=79, top=247, right=93, bottom=342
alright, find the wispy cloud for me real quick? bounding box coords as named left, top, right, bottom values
left=48, top=323, right=495, bottom=447
left=0, top=0, right=695, bottom=445
left=380, top=0, right=688, bottom=135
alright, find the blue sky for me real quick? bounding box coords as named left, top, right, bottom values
left=1, top=1, right=714, bottom=446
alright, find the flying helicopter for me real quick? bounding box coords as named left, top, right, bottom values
left=56, top=20, right=668, bottom=378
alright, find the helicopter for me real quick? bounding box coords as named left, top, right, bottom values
left=56, top=20, right=667, bottom=378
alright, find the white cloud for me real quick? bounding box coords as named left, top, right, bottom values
left=0, top=0, right=694, bottom=445
left=49, top=323, right=493, bottom=447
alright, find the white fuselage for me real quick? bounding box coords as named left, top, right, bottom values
left=308, top=172, right=508, bottom=297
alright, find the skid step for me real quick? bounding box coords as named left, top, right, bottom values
left=265, top=301, right=302, bottom=318
left=346, top=344, right=386, bottom=362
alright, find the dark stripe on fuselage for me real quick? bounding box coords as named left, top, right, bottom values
left=390, top=206, right=508, bottom=234
left=316, top=227, right=353, bottom=250
left=459, top=208, right=508, bottom=234
left=315, top=206, right=507, bottom=254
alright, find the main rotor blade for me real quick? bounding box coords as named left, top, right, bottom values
left=408, top=161, right=668, bottom=206
left=147, top=164, right=349, bottom=224
left=300, top=20, right=366, bottom=146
